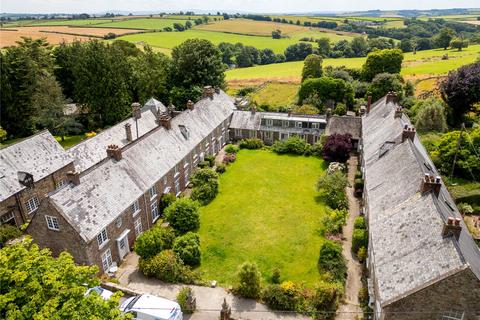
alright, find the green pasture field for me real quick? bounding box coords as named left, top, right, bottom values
left=197, top=149, right=328, bottom=286
left=250, top=82, right=299, bottom=107
left=90, top=18, right=190, bottom=30
left=25, top=19, right=113, bottom=26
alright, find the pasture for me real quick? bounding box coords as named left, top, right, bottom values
left=197, top=149, right=328, bottom=286
left=91, top=18, right=189, bottom=30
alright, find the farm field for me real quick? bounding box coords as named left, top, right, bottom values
left=197, top=149, right=328, bottom=286
left=91, top=18, right=189, bottom=30
left=226, top=45, right=480, bottom=81
left=119, top=28, right=353, bottom=54
left=0, top=26, right=143, bottom=47
left=22, top=19, right=113, bottom=26
left=250, top=82, right=300, bottom=107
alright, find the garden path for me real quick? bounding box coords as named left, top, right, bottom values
left=113, top=253, right=309, bottom=320
left=335, top=156, right=363, bottom=320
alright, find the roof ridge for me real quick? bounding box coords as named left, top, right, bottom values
left=0, top=129, right=53, bottom=151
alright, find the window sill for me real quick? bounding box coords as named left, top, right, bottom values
left=47, top=228, right=60, bottom=232
left=150, top=195, right=157, bottom=202
left=152, top=216, right=160, bottom=224
left=28, top=209, right=38, bottom=215
left=133, top=209, right=141, bottom=217
left=174, top=172, right=180, bottom=178
left=98, top=239, right=110, bottom=250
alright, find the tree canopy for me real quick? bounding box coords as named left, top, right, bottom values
left=301, top=54, right=323, bottom=82
left=361, top=49, right=404, bottom=81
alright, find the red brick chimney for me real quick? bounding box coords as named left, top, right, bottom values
left=421, top=173, right=442, bottom=197
left=157, top=112, right=172, bottom=130
left=386, top=91, right=397, bottom=104
left=442, top=216, right=462, bottom=240
left=125, top=123, right=133, bottom=142
left=186, top=100, right=194, bottom=110
left=106, top=144, right=122, bottom=161
left=203, top=86, right=214, bottom=99
left=132, top=102, right=141, bottom=119
left=367, top=95, right=372, bottom=113
left=402, top=124, right=416, bottom=142
left=394, top=106, right=403, bottom=119
left=66, top=171, right=80, bottom=186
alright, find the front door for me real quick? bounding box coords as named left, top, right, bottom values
left=117, top=231, right=130, bottom=260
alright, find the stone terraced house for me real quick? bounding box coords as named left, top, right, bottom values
left=361, top=94, right=480, bottom=319
left=1, top=89, right=479, bottom=318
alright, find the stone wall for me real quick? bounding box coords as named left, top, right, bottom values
left=383, top=268, right=480, bottom=320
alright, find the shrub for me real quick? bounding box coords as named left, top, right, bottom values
left=353, top=178, right=364, bottom=190
left=204, top=155, right=215, bottom=167
left=0, top=225, right=22, bottom=248
left=272, top=136, right=310, bottom=155
left=318, top=241, right=347, bottom=283
left=458, top=202, right=474, bottom=215
left=177, top=287, right=196, bottom=314
left=234, top=262, right=262, bottom=298
left=353, top=216, right=366, bottom=230
left=215, top=163, right=226, bottom=173
left=271, top=268, right=281, bottom=284
left=298, top=77, right=354, bottom=106
left=321, top=208, right=348, bottom=235
left=172, top=232, right=201, bottom=266
left=225, top=144, right=239, bottom=154
left=134, top=226, right=176, bottom=260
left=317, top=171, right=349, bottom=210
left=160, top=193, right=177, bottom=214
left=368, top=72, right=405, bottom=102
left=308, top=281, right=343, bottom=320
left=239, top=138, right=263, bottom=149
left=164, top=198, right=200, bottom=234
left=415, top=103, right=448, bottom=132
left=357, top=246, right=367, bottom=262
left=361, top=49, right=403, bottom=82
left=139, top=250, right=194, bottom=283
left=197, top=160, right=210, bottom=168
left=354, top=170, right=362, bottom=180
left=191, top=168, right=218, bottom=186
left=191, top=182, right=218, bottom=205
left=322, top=133, right=353, bottom=162
left=223, top=153, right=237, bottom=164
left=261, top=284, right=297, bottom=311
left=352, top=229, right=368, bottom=254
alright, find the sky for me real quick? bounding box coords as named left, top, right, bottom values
left=2, top=0, right=479, bottom=14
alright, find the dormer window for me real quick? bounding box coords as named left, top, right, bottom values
left=296, top=122, right=303, bottom=128
left=282, top=120, right=289, bottom=128
left=179, top=125, right=190, bottom=140
left=266, top=119, right=273, bottom=127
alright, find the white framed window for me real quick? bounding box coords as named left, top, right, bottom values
left=313, top=135, right=320, bottom=143
left=26, top=196, right=40, bottom=214
left=174, top=165, right=179, bottom=177
left=296, top=121, right=303, bottom=128
left=56, top=179, right=67, bottom=189
left=175, top=180, right=181, bottom=196
left=265, top=131, right=273, bottom=140
left=1, top=212, right=15, bottom=224
left=97, top=228, right=109, bottom=248
left=101, top=249, right=113, bottom=273
left=184, top=168, right=190, bottom=188
left=282, top=120, right=289, bottom=128
left=134, top=218, right=143, bottom=237
left=312, top=122, right=320, bottom=129
left=131, top=200, right=140, bottom=215
left=149, top=185, right=157, bottom=200
left=151, top=202, right=160, bottom=222
left=249, top=130, right=256, bottom=138
left=45, top=215, right=59, bottom=231
left=266, top=119, right=273, bottom=127
left=235, top=129, right=241, bottom=137
left=116, top=217, right=122, bottom=228
left=280, top=133, right=289, bottom=141
left=162, top=176, right=168, bottom=186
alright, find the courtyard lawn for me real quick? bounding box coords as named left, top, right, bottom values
left=198, top=149, right=328, bottom=286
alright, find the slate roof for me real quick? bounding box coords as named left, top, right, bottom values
left=49, top=91, right=234, bottom=242
left=0, top=131, right=72, bottom=202
left=67, top=107, right=159, bottom=172
left=362, top=98, right=480, bottom=306
left=142, top=98, right=168, bottom=114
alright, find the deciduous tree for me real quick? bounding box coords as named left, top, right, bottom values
left=361, top=49, right=403, bottom=81
left=301, top=54, right=323, bottom=81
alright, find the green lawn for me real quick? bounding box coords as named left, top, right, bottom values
left=226, top=45, right=480, bottom=80
left=118, top=29, right=353, bottom=54
left=197, top=149, right=328, bottom=286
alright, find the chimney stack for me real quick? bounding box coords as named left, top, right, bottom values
left=157, top=112, right=172, bottom=130
left=125, top=123, right=132, bottom=142
left=367, top=95, right=372, bottom=113
left=106, top=144, right=122, bottom=161
left=326, top=107, right=332, bottom=120
left=186, top=100, right=194, bottom=111
left=394, top=106, right=403, bottom=119
left=442, top=216, right=462, bottom=240
left=386, top=91, right=397, bottom=104
left=421, top=173, right=442, bottom=197
left=203, top=86, right=214, bottom=99
left=66, top=171, right=80, bottom=186
left=132, top=102, right=141, bottom=119
left=251, top=106, right=257, bottom=114
left=402, top=124, right=416, bottom=142
left=214, top=86, right=221, bottom=94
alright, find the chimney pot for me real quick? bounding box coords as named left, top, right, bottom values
left=454, top=218, right=461, bottom=226
left=203, top=86, right=214, bottom=99
left=421, top=173, right=442, bottom=197
left=66, top=171, right=80, bottom=186
left=402, top=125, right=416, bottom=142
left=186, top=100, right=194, bottom=110
left=132, top=102, right=141, bottom=119
left=157, top=112, right=172, bottom=130
left=443, top=216, right=462, bottom=240
left=214, top=86, right=221, bottom=94
left=107, top=144, right=122, bottom=161
left=125, top=123, right=133, bottom=142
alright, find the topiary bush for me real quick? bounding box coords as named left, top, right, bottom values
left=134, top=226, right=176, bottom=260
left=354, top=216, right=366, bottom=230
left=191, top=168, right=218, bottom=186
left=172, top=232, right=201, bottom=266
left=0, top=225, right=22, bottom=248
left=176, top=287, right=196, bottom=314
left=225, top=144, right=239, bottom=154
left=352, top=229, right=368, bottom=254
left=139, top=250, right=195, bottom=284
left=318, top=241, right=347, bottom=283
left=234, top=262, right=262, bottom=299
left=357, top=246, right=367, bottom=262
left=239, top=138, right=263, bottom=149
left=164, top=198, right=200, bottom=234
left=190, top=168, right=219, bottom=205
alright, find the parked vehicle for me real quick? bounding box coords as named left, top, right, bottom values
left=120, top=294, right=183, bottom=320
left=84, top=286, right=114, bottom=300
